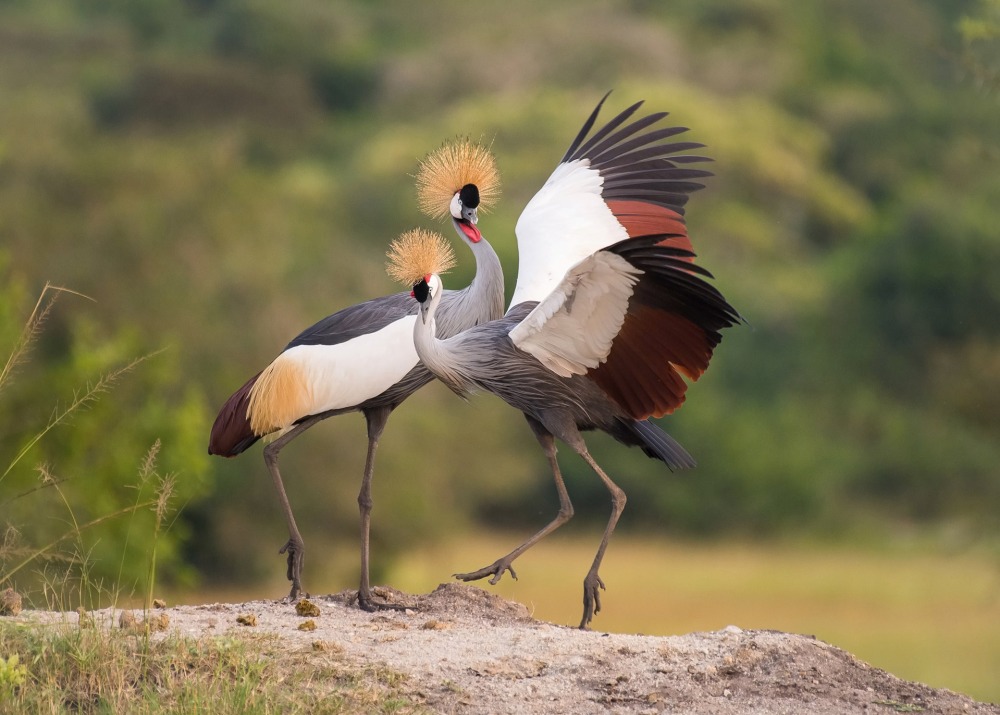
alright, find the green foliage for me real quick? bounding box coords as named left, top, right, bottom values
left=0, top=0, right=997, bottom=593
left=0, top=653, right=27, bottom=699
left=0, top=271, right=211, bottom=603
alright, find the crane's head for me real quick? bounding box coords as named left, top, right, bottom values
left=411, top=273, right=443, bottom=323
left=386, top=228, right=454, bottom=324
left=416, top=139, right=500, bottom=246
left=450, top=183, right=482, bottom=239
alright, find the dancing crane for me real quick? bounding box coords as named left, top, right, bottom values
left=393, top=227, right=738, bottom=627
left=207, top=142, right=503, bottom=609
left=392, top=95, right=739, bottom=628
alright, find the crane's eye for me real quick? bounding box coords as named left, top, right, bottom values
left=459, top=183, right=480, bottom=209
left=412, top=279, right=430, bottom=303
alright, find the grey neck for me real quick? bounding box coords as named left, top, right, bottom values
left=414, top=227, right=504, bottom=394
left=463, top=235, right=505, bottom=324
left=414, top=279, right=475, bottom=395
left=433, top=233, right=505, bottom=338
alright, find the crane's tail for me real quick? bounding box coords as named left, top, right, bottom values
left=208, top=371, right=262, bottom=457
left=628, top=418, right=696, bottom=471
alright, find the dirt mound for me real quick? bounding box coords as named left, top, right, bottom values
left=326, top=582, right=533, bottom=623
left=15, top=584, right=999, bottom=714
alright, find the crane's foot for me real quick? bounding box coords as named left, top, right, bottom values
left=278, top=537, right=306, bottom=601
left=454, top=558, right=518, bottom=586
left=579, top=571, right=606, bottom=630
left=357, top=588, right=408, bottom=613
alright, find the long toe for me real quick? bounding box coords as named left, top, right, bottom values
left=454, top=559, right=517, bottom=584
left=278, top=538, right=305, bottom=595
left=579, top=573, right=606, bottom=629
left=358, top=596, right=407, bottom=613
left=358, top=589, right=408, bottom=613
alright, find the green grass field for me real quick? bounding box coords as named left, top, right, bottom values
left=381, top=533, right=1000, bottom=704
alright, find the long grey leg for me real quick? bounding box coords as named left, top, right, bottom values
left=572, top=444, right=627, bottom=630
left=356, top=406, right=404, bottom=611
left=455, top=414, right=575, bottom=584
left=262, top=414, right=325, bottom=600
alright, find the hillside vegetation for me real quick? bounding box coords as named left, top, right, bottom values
left=0, top=0, right=998, bottom=597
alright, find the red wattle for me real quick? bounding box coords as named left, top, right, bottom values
left=459, top=220, right=482, bottom=243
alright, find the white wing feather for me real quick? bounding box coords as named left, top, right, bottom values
left=509, top=159, right=629, bottom=309
left=509, top=252, right=641, bottom=377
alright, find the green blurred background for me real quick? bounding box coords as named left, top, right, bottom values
left=1, top=0, right=998, bottom=702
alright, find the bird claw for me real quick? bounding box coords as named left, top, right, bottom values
left=357, top=591, right=408, bottom=613
left=278, top=538, right=305, bottom=599
left=454, top=559, right=518, bottom=585
left=579, top=572, right=606, bottom=629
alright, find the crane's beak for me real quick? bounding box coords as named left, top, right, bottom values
left=454, top=207, right=482, bottom=243
left=462, top=204, right=478, bottom=225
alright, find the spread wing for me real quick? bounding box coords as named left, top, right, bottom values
left=509, top=251, right=642, bottom=377
left=509, top=93, right=712, bottom=310
left=511, top=235, right=742, bottom=418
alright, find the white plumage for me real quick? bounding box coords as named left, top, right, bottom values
left=509, top=252, right=641, bottom=377
left=283, top=317, right=419, bottom=414
left=510, top=160, right=629, bottom=309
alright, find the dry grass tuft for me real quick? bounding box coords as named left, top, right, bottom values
left=0, top=622, right=422, bottom=713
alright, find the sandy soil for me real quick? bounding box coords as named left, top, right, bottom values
left=15, top=583, right=1000, bottom=714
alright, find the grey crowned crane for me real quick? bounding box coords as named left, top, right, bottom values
left=392, top=231, right=739, bottom=629
left=393, top=95, right=740, bottom=628
left=207, top=141, right=504, bottom=609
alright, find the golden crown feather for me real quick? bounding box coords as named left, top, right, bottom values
left=386, top=228, right=457, bottom=286
left=415, top=139, right=501, bottom=220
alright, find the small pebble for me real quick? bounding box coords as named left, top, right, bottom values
left=421, top=619, right=450, bottom=630
left=296, top=599, right=321, bottom=617
left=0, top=588, right=22, bottom=616
left=147, top=613, right=170, bottom=632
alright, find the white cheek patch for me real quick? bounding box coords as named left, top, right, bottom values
left=449, top=193, right=462, bottom=219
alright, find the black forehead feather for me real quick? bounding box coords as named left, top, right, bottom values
left=412, top=279, right=430, bottom=303
left=459, top=184, right=480, bottom=209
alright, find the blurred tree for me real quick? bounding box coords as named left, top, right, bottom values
left=959, top=0, right=1000, bottom=92
left=0, top=0, right=997, bottom=593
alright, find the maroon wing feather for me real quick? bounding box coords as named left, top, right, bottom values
left=590, top=237, right=741, bottom=420
left=208, top=371, right=261, bottom=457
left=605, top=200, right=693, bottom=256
